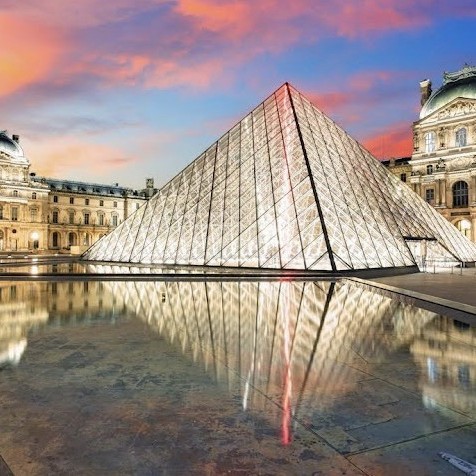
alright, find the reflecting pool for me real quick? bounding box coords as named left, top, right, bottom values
left=0, top=277, right=475, bottom=475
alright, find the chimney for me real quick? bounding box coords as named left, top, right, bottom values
left=12, top=134, right=19, bottom=142
left=419, top=79, right=432, bottom=106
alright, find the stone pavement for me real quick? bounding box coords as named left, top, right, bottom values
left=372, top=270, right=476, bottom=309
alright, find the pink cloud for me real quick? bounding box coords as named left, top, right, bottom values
left=309, top=91, right=354, bottom=115
left=71, top=53, right=226, bottom=90
left=323, top=0, right=429, bottom=38
left=362, top=122, right=412, bottom=159
left=0, top=0, right=466, bottom=96
left=305, top=69, right=404, bottom=125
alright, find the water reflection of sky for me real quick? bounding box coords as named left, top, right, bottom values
left=1, top=277, right=475, bottom=455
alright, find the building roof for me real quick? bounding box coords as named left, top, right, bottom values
left=420, top=64, right=476, bottom=119
left=30, top=176, right=148, bottom=198
left=0, top=131, right=28, bottom=165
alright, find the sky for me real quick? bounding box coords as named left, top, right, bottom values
left=1, top=0, right=475, bottom=190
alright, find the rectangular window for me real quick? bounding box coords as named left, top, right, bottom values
left=113, top=201, right=118, bottom=208
left=53, top=195, right=58, bottom=203
left=99, top=214, right=104, bottom=226
left=112, top=215, right=118, bottom=226
left=0, top=206, right=3, bottom=219
left=69, top=197, right=74, bottom=204
left=69, top=212, right=74, bottom=224
left=400, top=173, right=407, bottom=182
left=30, top=208, right=38, bottom=222
left=85, top=198, right=90, bottom=205
left=84, top=213, right=90, bottom=225
left=100, top=199, right=104, bottom=206
left=425, top=188, right=435, bottom=204
left=11, top=207, right=18, bottom=221
left=52, top=211, right=59, bottom=223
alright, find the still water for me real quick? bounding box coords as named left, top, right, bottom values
left=0, top=275, right=475, bottom=475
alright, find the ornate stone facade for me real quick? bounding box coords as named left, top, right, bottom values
left=0, top=131, right=154, bottom=254
left=387, top=65, right=476, bottom=242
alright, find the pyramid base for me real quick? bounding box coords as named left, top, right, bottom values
left=82, top=260, right=420, bottom=280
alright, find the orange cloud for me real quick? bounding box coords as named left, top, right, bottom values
left=29, top=136, right=136, bottom=180
left=0, top=14, right=66, bottom=96
left=362, top=122, right=412, bottom=159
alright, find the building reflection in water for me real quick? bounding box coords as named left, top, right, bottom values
left=411, top=317, right=476, bottom=414
left=1, top=276, right=475, bottom=441
left=0, top=280, right=123, bottom=367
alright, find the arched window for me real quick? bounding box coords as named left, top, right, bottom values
left=455, top=128, right=467, bottom=147
left=68, top=232, right=77, bottom=246
left=426, top=164, right=433, bottom=175
left=425, top=131, right=436, bottom=153
left=452, top=181, right=469, bottom=208
left=52, top=232, right=60, bottom=248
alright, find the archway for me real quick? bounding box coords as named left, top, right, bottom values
left=68, top=232, right=77, bottom=247
left=52, top=232, right=61, bottom=249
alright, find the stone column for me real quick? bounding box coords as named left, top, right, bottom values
left=435, top=180, right=441, bottom=206
left=440, top=179, right=447, bottom=207
left=472, top=175, right=476, bottom=204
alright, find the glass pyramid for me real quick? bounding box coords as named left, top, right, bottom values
left=83, top=83, right=476, bottom=272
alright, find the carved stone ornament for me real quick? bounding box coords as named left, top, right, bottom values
left=413, top=132, right=419, bottom=150
left=438, top=100, right=476, bottom=119
left=446, top=156, right=472, bottom=172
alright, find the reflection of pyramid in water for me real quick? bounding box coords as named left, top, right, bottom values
left=83, top=83, right=476, bottom=271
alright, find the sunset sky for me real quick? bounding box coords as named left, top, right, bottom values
left=1, top=0, right=475, bottom=190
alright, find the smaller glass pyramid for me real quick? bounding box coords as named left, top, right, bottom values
left=83, top=83, right=476, bottom=272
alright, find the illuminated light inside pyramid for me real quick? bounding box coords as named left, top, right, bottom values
left=82, top=83, right=476, bottom=271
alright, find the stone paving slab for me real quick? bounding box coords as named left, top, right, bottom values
left=0, top=318, right=362, bottom=476
left=373, top=272, right=476, bottom=309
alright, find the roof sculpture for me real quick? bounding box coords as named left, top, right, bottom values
left=82, top=83, right=476, bottom=273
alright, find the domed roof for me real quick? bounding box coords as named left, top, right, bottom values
left=0, top=131, right=27, bottom=163
left=420, top=65, right=476, bottom=119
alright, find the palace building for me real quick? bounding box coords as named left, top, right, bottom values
left=385, top=64, right=476, bottom=241
left=0, top=130, right=154, bottom=253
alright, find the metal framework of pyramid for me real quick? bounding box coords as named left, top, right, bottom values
left=83, top=83, right=476, bottom=272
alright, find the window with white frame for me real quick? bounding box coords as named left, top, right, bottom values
left=455, top=128, right=467, bottom=147
left=424, top=131, right=436, bottom=153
